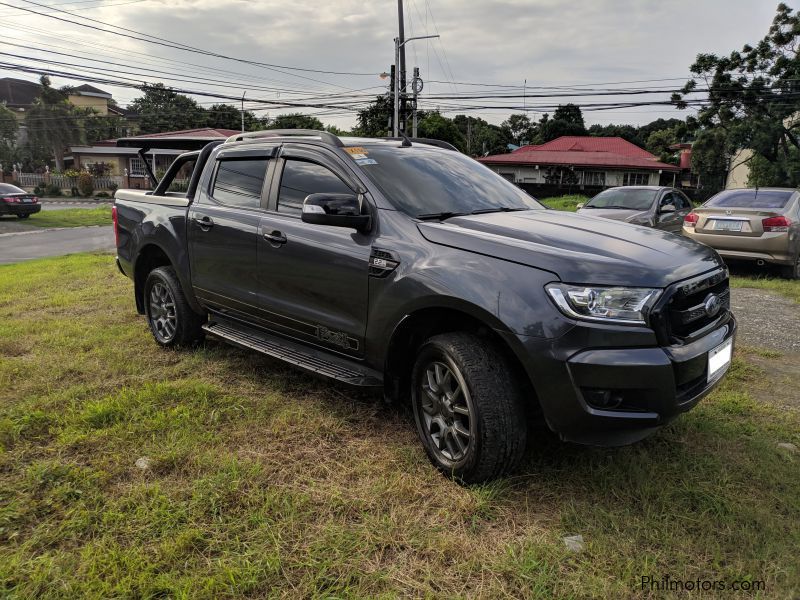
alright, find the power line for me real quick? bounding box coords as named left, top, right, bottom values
left=2, top=0, right=381, bottom=81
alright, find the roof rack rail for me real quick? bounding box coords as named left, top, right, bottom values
left=226, top=129, right=344, bottom=147
left=384, top=137, right=459, bottom=151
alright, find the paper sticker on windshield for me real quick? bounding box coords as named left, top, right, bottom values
left=344, top=147, right=367, bottom=156
left=355, top=158, right=377, bottom=166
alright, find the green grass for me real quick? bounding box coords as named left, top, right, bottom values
left=1, top=253, right=799, bottom=598
left=22, top=206, right=112, bottom=228
left=539, top=195, right=589, bottom=212
left=730, top=273, right=800, bottom=304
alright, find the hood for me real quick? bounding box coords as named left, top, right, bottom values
left=577, top=207, right=651, bottom=224
left=417, top=209, right=724, bottom=287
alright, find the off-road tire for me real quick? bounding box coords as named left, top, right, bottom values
left=410, top=332, right=527, bottom=484
left=143, top=266, right=205, bottom=347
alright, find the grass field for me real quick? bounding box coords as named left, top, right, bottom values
left=1, top=254, right=799, bottom=598
left=539, top=195, right=588, bottom=212
left=21, top=206, right=112, bottom=228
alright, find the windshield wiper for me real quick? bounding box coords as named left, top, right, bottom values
left=469, top=207, right=529, bottom=215
left=416, top=211, right=467, bottom=221
left=595, top=205, right=635, bottom=210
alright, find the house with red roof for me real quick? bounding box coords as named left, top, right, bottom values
left=478, top=136, right=680, bottom=195
left=67, top=128, right=241, bottom=188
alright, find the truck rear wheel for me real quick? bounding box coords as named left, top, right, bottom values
left=781, top=250, right=800, bottom=280
left=143, top=266, right=205, bottom=347
left=410, top=332, right=527, bottom=484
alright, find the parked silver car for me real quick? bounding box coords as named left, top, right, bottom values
left=576, top=186, right=693, bottom=233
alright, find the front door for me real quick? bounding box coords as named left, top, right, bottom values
left=188, top=148, right=272, bottom=318
left=256, top=149, right=371, bottom=357
left=655, top=191, right=686, bottom=233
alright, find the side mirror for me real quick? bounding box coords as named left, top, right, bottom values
left=302, top=193, right=371, bottom=231
left=659, top=204, right=676, bottom=214
left=576, top=202, right=585, bottom=210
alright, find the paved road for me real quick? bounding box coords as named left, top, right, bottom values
left=0, top=226, right=115, bottom=264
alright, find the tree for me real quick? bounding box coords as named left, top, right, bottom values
left=83, top=113, right=126, bottom=144
left=691, top=129, right=730, bottom=194
left=266, top=113, right=324, bottom=130
left=417, top=111, right=466, bottom=150
left=0, top=103, right=18, bottom=169
left=501, top=114, right=536, bottom=145
left=453, top=115, right=511, bottom=155
left=673, top=3, right=800, bottom=187
left=206, top=103, right=259, bottom=131
left=353, top=96, right=392, bottom=137
left=538, top=104, right=587, bottom=142
left=129, top=84, right=208, bottom=134
left=25, top=76, right=82, bottom=170
left=552, top=103, right=585, bottom=128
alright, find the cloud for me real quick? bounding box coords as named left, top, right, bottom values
left=0, top=0, right=786, bottom=128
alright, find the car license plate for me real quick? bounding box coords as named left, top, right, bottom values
left=22, top=198, right=31, bottom=203
left=708, top=338, right=733, bottom=382
left=712, top=219, right=743, bottom=232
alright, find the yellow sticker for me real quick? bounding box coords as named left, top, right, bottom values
left=344, top=147, right=367, bottom=155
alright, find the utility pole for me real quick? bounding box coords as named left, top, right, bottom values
left=397, top=0, right=406, bottom=134
left=411, top=66, right=420, bottom=137
left=393, top=35, right=438, bottom=137
left=240, top=91, right=246, bottom=132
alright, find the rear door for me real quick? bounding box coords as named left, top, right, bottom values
left=255, top=145, right=372, bottom=357
left=188, top=146, right=275, bottom=318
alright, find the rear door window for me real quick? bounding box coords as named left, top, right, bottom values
left=211, top=158, right=269, bottom=208
left=706, top=190, right=793, bottom=209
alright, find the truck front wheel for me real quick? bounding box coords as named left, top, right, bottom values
left=143, top=266, right=205, bottom=347
left=410, top=332, right=527, bottom=484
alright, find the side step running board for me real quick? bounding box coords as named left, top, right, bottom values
left=203, top=321, right=383, bottom=388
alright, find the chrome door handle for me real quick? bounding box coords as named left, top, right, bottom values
left=194, top=215, right=214, bottom=228
left=264, top=230, right=287, bottom=245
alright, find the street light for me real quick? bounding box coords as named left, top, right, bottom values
left=394, top=34, right=439, bottom=137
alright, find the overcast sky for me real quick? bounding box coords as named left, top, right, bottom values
left=0, top=0, right=790, bottom=130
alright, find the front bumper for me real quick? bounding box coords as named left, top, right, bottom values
left=511, top=313, right=736, bottom=446
left=0, top=203, right=41, bottom=216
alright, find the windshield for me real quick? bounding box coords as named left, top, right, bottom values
left=0, top=183, right=25, bottom=195
left=354, top=146, right=542, bottom=217
left=584, top=188, right=658, bottom=211
left=705, top=189, right=794, bottom=209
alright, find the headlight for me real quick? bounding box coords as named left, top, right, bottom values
left=545, top=283, right=661, bottom=324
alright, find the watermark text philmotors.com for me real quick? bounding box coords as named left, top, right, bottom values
left=641, top=574, right=766, bottom=593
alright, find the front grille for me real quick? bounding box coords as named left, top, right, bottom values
left=651, top=268, right=730, bottom=343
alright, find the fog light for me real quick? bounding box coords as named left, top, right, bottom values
left=583, top=388, right=624, bottom=410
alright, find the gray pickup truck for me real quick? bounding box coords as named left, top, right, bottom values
left=113, top=129, right=736, bottom=483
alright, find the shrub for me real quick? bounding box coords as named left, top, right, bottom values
left=94, top=192, right=110, bottom=199
left=33, top=185, right=42, bottom=196
left=64, top=169, right=82, bottom=179
left=87, top=162, right=111, bottom=178
left=77, top=172, right=94, bottom=197
left=45, top=183, right=62, bottom=197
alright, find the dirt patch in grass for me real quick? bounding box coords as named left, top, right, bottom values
left=1, top=253, right=799, bottom=598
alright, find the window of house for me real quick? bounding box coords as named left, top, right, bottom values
left=211, top=158, right=269, bottom=208
left=623, top=172, right=650, bottom=186
left=277, top=159, right=352, bottom=214
left=129, top=157, right=147, bottom=178
left=583, top=171, right=606, bottom=186
left=498, top=172, right=516, bottom=182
